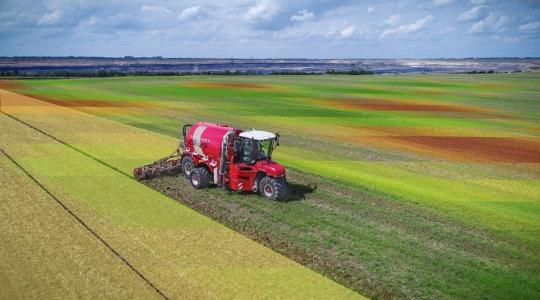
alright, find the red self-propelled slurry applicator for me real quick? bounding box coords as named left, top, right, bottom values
left=133, top=122, right=288, bottom=201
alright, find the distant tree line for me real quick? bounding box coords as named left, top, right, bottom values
left=463, top=70, right=496, bottom=74
left=4, top=68, right=528, bottom=78
left=325, top=69, right=374, bottom=75
left=460, top=70, right=526, bottom=74
left=0, top=68, right=376, bottom=78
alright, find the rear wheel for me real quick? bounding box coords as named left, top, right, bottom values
left=259, top=177, right=288, bottom=201
left=190, top=167, right=211, bottom=189
left=181, top=156, right=194, bottom=177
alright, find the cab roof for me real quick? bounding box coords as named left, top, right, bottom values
left=239, top=130, right=276, bottom=140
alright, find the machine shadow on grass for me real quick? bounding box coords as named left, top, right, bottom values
left=283, top=182, right=317, bottom=202
left=217, top=181, right=317, bottom=202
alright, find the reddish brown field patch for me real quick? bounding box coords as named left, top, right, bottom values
left=384, top=136, right=540, bottom=163
left=16, top=94, right=136, bottom=108
left=475, top=83, right=511, bottom=89
left=0, top=80, right=23, bottom=90
left=40, top=98, right=134, bottom=107
left=327, top=98, right=486, bottom=112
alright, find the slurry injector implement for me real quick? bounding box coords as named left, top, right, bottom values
left=134, top=122, right=288, bottom=201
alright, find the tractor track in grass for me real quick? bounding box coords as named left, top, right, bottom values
left=0, top=111, right=169, bottom=300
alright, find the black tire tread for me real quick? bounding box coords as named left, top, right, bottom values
left=181, top=155, right=194, bottom=177
left=190, top=166, right=211, bottom=189
left=259, top=176, right=288, bottom=201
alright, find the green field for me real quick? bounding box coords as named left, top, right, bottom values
left=2, top=73, right=540, bottom=298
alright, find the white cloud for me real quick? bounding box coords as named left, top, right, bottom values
left=37, top=10, right=62, bottom=25
left=519, top=21, right=540, bottom=32
left=275, top=12, right=360, bottom=41
left=434, top=0, right=453, bottom=6
left=367, top=6, right=375, bottom=14
left=78, top=15, right=99, bottom=27
left=291, top=9, right=314, bottom=22
left=178, top=6, right=201, bottom=21
left=382, top=15, right=400, bottom=27
left=458, top=6, right=486, bottom=22
left=245, top=0, right=280, bottom=22
left=468, top=13, right=509, bottom=34
left=340, top=25, right=355, bottom=38
left=492, top=34, right=519, bottom=43
left=141, top=5, right=171, bottom=14
left=380, top=15, right=434, bottom=38
left=437, top=26, right=455, bottom=34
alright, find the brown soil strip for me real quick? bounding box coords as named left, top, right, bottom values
left=384, top=136, right=540, bottom=163
left=41, top=99, right=134, bottom=107
left=0, top=80, right=23, bottom=90
left=475, top=83, right=511, bottom=89
left=2, top=92, right=137, bottom=108
left=0, top=82, right=140, bottom=108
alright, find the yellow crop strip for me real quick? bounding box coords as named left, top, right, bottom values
left=0, top=155, right=160, bottom=299
left=0, top=89, right=363, bottom=299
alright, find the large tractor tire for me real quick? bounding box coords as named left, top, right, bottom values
left=259, top=177, right=288, bottom=201
left=181, top=155, right=194, bottom=177
left=190, top=167, right=211, bottom=189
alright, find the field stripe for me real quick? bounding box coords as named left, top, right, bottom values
left=1, top=111, right=132, bottom=179
left=0, top=148, right=169, bottom=300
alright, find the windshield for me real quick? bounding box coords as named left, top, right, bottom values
left=234, top=137, right=273, bottom=164
left=258, top=139, right=272, bottom=159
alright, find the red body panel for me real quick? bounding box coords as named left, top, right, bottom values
left=256, top=160, right=286, bottom=177
left=183, top=122, right=286, bottom=192
left=229, top=160, right=286, bottom=191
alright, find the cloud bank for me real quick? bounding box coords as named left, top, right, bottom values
left=0, top=0, right=539, bottom=58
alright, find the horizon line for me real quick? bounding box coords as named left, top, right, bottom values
left=1, top=56, right=539, bottom=60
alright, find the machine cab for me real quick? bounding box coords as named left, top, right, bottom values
left=229, top=130, right=285, bottom=192
left=234, top=130, right=278, bottom=164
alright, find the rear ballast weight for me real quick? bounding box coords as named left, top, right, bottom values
left=133, top=122, right=289, bottom=201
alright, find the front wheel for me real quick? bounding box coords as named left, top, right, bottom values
left=190, top=167, right=211, bottom=189
left=259, top=177, right=288, bottom=201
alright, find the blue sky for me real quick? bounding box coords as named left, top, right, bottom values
left=1, top=0, right=539, bottom=58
